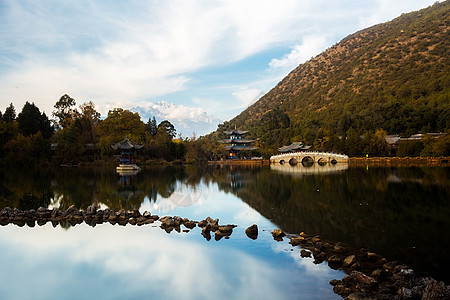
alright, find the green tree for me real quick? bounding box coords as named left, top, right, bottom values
left=96, top=108, right=145, bottom=143
left=346, top=127, right=362, bottom=156
left=157, top=120, right=176, bottom=140
left=17, top=102, right=53, bottom=139
left=3, top=103, right=16, bottom=122
left=53, top=94, right=76, bottom=128
left=146, top=116, right=158, bottom=137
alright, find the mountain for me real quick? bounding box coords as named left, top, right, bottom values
left=131, top=101, right=221, bottom=138
left=221, top=1, right=449, bottom=151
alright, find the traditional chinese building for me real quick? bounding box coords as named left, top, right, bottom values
left=277, top=142, right=311, bottom=153
left=218, top=129, right=258, bottom=159
left=111, top=137, right=143, bottom=172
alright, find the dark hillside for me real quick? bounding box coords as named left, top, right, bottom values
left=218, top=1, right=449, bottom=155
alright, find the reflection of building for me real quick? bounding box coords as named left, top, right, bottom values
left=270, top=163, right=348, bottom=175
left=112, top=137, right=143, bottom=172
left=218, top=129, right=258, bottom=158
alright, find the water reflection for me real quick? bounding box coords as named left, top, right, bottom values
left=0, top=165, right=449, bottom=283
left=0, top=223, right=341, bottom=300
left=270, top=162, right=348, bottom=175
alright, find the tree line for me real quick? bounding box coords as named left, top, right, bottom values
left=0, top=95, right=189, bottom=166
left=1, top=94, right=449, bottom=167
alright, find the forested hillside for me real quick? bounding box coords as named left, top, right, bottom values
left=213, top=1, right=449, bottom=157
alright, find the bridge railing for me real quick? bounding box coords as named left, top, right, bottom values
left=270, top=151, right=349, bottom=160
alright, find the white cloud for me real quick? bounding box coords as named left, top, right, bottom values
left=269, top=36, right=329, bottom=70
left=0, top=0, right=439, bottom=118
left=232, top=88, right=265, bottom=108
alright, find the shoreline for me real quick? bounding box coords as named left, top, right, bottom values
left=348, top=156, right=449, bottom=166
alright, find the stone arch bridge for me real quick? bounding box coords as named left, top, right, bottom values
left=270, top=152, right=348, bottom=166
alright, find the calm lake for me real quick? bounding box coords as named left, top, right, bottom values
left=0, top=164, right=448, bottom=299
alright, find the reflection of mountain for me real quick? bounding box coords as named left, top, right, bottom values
left=210, top=165, right=450, bottom=283
left=152, top=186, right=203, bottom=213
left=270, top=163, right=348, bottom=175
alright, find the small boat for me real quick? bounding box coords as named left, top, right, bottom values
left=116, top=164, right=140, bottom=173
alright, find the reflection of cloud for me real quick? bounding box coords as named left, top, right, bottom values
left=0, top=223, right=342, bottom=299
left=272, top=241, right=338, bottom=278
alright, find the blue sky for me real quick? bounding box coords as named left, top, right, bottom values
left=0, top=0, right=440, bottom=122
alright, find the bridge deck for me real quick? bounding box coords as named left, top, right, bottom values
left=270, top=151, right=348, bottom=165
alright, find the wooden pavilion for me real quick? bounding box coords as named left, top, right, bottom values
left=218, top=129, right=258, bottom=159
left=111, top=137, right=143, bottom=172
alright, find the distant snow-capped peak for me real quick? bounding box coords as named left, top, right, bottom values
left=131, top=101, right=221, bottom=138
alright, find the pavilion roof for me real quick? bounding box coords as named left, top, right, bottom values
left=223, top=129, right=249, bottom=135
left=111, top=137, right=143, bottom=150
left=225, top=145, right=258, bottom=151
left=218, top=139, right=256, bottom=144
left=278, top=142, right=311, bottom=152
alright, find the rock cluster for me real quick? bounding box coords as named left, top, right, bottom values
left=0, top=205, right=159, bottom=227
left=159, top=216, right=196, bottom=233
left=286, top=231, right=450, bottom=299
left=0, top=206, right=240, bottom=242
left=197, top=216, right=236, bottom=241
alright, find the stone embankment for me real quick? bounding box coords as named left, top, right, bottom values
left=349, top=157, right=449, bottom=166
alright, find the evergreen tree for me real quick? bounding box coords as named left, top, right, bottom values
left=146, top=116, right=158, bottom=136
left=3, top=103, right=16, bottom=122
left=17, top=102, right=53, bottom=139
left=157, top=120, right=176, bottom=140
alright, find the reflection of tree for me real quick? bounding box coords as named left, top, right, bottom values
left=0, top=168, right=53, bottom=210
left=209, top=165, right=450, bottom=282
left=0, top=165, right=190, bottom=212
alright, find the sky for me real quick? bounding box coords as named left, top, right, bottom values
left=0, top=0, right=440, bottom=123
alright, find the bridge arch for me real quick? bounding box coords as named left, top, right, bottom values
left=280, top=160, right=285, bottom=165
left=301, top=156, right=314, bottom=167
left=289, top=158, right=298, bottom=166
left=317, top=157, right=328, bottom=166
left=330, top=159, right=337, bottom=165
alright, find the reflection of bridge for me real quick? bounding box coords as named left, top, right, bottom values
left=270, top=163, right=348, bottom=175
left=269, top=152, right=348, bottom=166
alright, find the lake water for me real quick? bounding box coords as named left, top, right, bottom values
left=0, top=164, right=448, bottom=299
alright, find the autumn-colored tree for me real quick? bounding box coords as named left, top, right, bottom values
left=96, top=108, right=146, bottom=150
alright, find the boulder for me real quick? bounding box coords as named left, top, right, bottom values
left=300, top=249, right=312, bottom=258
left=290, top=236, right=306, bottom=246
left=245, top=224, right=258, bottom=240
left=342, top=271, right=378, bottom=292
left=422, top=278, right=450, bottom=300
left=271, top=229, right=285, bottom=241
left=65, top=205, right=78, bottom=215
left=344, top=255, right=356, bottom=266
left=218, top=225, right=234, bottom=236
left=86, top=204, right=97, bottom=215
left=328, top=255, right=343, bottom=265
